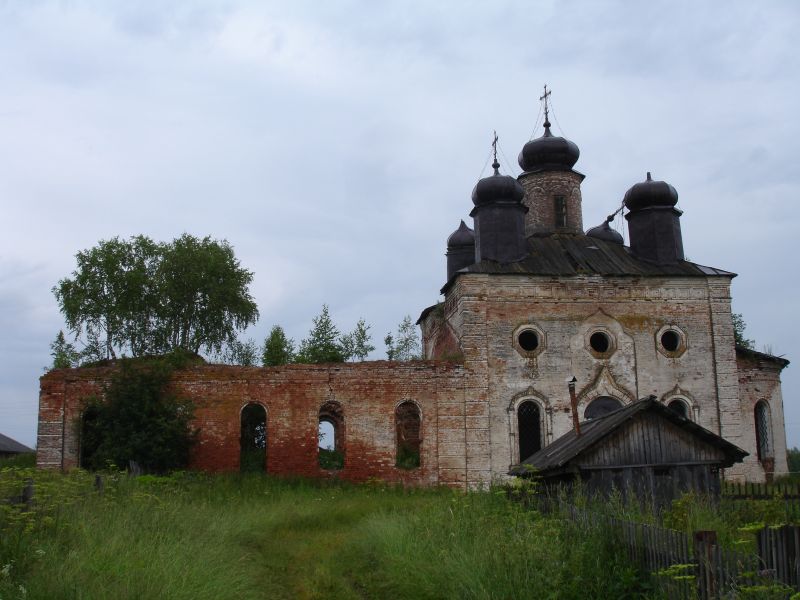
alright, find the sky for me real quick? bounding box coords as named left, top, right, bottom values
left=1, top=0, right=798, bottom=450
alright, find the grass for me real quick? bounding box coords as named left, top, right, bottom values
left=0, top=468, right=648, bottom=600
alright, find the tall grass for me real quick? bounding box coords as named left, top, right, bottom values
left=0, top=469, right=649, bottom=599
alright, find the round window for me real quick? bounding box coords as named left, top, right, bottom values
left=661, top=330, right=681, bottom=352
left=589, top=331, right=610, bottom=354
left=518, top=330, right=539, bottom=352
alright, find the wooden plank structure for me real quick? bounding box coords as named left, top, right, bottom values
left=511, top=397, right=748, bottom=508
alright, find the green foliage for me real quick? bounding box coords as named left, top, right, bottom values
left=0, top=453, right=35, bottom=468
left=48, top=330, right=80, bottom=369
left=732, top=312, right=755, bottom=349
left=318, top=448, right=345, bottom=470
left=395, top=445, right=420, bottom=470
left=340, top=317, right=375, bottom=361
left=53, top=234, right=259, bottom=359
left=787, top=447, right=800, bottom=475
left=295, top=305, right=345, bottom=364
left=79, top=356, right=197, bottom=473
left=385, top=315, right=421, bottom=361
left=261, top=325, right=295, bottom=366
left=212, top=337, right=259, bottom=366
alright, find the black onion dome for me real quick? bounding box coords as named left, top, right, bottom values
left=518, top=120, right=580, bottom=173
left=586, top=217, right=623, bottom=245
left=471, top=161, right=525, bottom=206
left=447, top=220, right=475, bottom=247
left=623, top=172, right=679, bottom=211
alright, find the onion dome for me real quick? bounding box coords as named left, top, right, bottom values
left=518, top=118, right=580, bottom=173
left=586, top=216, right=623, bottom=245
left=447, top=220, right=475, bottom=247
left=471, top=160, right=524, bottom=206
left=623, top=172, right=678, bottom=211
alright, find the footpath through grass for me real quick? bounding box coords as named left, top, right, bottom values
left=0, top=465, right=647, bottom=600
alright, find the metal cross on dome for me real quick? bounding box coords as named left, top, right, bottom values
left=540, top=84, right=552, bottom=125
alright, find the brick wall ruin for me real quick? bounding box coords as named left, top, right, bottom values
left=38, top=361, right=476, bottom=487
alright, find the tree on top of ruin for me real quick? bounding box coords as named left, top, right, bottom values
left=53, top=234, right=259, bottom=361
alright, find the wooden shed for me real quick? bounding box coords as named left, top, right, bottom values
left=510, top=397, right=747, bottom=507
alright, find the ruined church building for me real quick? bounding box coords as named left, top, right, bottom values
left=38, top=96, right=789, bottom=487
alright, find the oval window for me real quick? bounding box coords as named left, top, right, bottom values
left=661, top=330, right=681, bottom=352
left=589, top=331, right=611, bottom=354
left=518, top=330, right=539, bottom=352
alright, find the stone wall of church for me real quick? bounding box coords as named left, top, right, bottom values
left=734, top=352, right=790, bottom=481
left=518, top=170, right=584, bottom=235
left=37, top=361, right=469, bottom=487
left=435, top=273, right=753, bottom=485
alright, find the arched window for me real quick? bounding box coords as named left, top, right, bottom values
left=240, top=403, right=266, bottom=472
left=584, top=396, right=623, bottom=420
left=668, top=399, right=690, bottom=420
left=395, top=402, right=421, bottom=469
left=518, top=401, right=542, bottom=462
left=79, top=404, right=102, bottom=470
left=319, top=401, right=344, bottom=470
left=755, top=401, right=773, bottom=462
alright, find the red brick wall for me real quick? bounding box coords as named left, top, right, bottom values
left=38, top=361, right=468, bottom=487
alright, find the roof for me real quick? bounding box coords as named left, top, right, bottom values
left=736, top=345, right=790, bottom=369
left=510, top=397, right=747, bottom=476
left=0, top=432, right=34, bottom=454
left=442, top=234, right=735, bottom=294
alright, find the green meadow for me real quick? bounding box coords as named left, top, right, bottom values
left=0, top=462, right=644, bottom=600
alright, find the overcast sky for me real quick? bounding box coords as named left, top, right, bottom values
left=1, top=1, right=798, bottom=450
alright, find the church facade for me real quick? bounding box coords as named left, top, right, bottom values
left=37, top=111, right=789, bottom=487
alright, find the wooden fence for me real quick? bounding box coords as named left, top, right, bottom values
left=560, top=502, right=797, bottom=599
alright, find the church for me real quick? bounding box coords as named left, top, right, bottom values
left=37, top=98, right=789, bottom=487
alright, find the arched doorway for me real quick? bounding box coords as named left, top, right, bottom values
left=584, top=396, right=623, bottom=420
left=395, top=401, right=421, bottom=469
left=517, top=401, right=542, bottom=462
left=240, top=403, right=267, bottom=472
left=319, top=401, right=344, bottom=470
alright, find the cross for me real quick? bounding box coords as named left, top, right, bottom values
left=492, top=130, right=498, bottom=164
left=540, top=84, right=551, bottom=123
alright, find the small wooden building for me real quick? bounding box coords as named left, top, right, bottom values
left=510, top=397, right=747, bottom=506
left=0, top=432, right=33, bottom=459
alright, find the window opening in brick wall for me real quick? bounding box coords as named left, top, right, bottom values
left=755, top=401, right=773, bottom=463
left=518, top=329, right=539, bottom=352
left=668, top=399, right=690, bottom=420
left=517, top=401, right=542, bottom=462
left=589, top=331, right=611, bottom=354
left=319, top=401, right=345, bottom=470
left=661, top=330, right=681, bottom=352
left=79, top=405, right=102, bottom=470
left=240, top=403, right=266, bottom=472
left=584, top=396, right=622, bottom=420
left=554, top=196, right=567, bottom=228
left=395, top=401, right=421, bottom=469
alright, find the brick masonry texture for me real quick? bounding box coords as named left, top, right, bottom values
left=38, top=361, right=469, bottom=487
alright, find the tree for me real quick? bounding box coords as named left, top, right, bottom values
left=387, top=315, right=421, bottom=361
left=341, top=318, right=375, bottom=362
left=295, top=305, right=345, bottom=364
left=262, top=325, right=295, bottom=366
left=54, top=234, right=259, bottom=359
left=153, top=234, right=259, bottom=355
left=49, top=330, right=80, bottom=369
left=213, top=338, right=259, bottom=366
left=732, top=313, right=754, bottom=350
left=80, top=357, right=197, bottom=473
left=53, top=236, right=159, bottom=359
left=384, top=333, right=395, bottom=360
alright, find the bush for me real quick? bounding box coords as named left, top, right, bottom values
left=80, top=354, right=197, bottom=473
